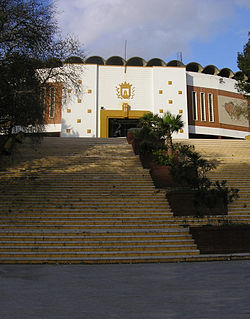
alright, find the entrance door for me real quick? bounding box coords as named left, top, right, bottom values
left=109, top=118, right=139, bottom=137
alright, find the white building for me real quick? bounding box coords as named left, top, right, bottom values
left=44, top=56, right=250, bottom=139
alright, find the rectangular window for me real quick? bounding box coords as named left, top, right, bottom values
left=200, top=92, right=206, bottom=121
left=49, top=87, right=55, bottom=118
left=192, top=91, right=198, bottom=120
left=208, top=93, right=214, bottom=122
left=40, top=87, right=46, bottom=112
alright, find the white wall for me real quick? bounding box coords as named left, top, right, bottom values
left=98, top=65, right=153, bottom=111
left=186, top=71, right=238, bottom=93
left=98, top=65, right=189, bottom=138
left=44, top=124, right=62, bottom=133
left=61, top=65, right=97, bottom=137
left=189, top=125, right=248, bottom=139
left=152, top=67, right=189, bottom=139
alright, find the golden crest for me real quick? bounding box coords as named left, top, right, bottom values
left=116, top=81, right=135, bottom=100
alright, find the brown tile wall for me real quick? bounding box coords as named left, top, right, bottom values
left=44, top=83, right=62, bottom=125
left=187, top=85, right=250, bottom=133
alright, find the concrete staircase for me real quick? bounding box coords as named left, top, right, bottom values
left=0, top=138, right=199, bottom=264
left=175, top=139, right=250, bottom=226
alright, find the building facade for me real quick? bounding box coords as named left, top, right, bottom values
left=44, top=56, right=250, bottom=139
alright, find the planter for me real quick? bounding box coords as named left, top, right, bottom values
left=166, top=190, right=228, bottom=216
left=190, top=225, right=250, bottom=254
left=150, top=164, right=196, bottom=189
left=132, top=139, right=139, bottom=155
left=150, top=165, right=179, bottom=188
left=139, top=152, right=154, bottom=169
left=127, top=131, right=135, bottom=144
left=127, top=128, right=142, bottom=148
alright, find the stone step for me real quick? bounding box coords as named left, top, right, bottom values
left=229, top=208, right=250, bottom=212
left=5, top=175, right=153, bottom=180
left=0, top=239, right=194, bottom=246
left=1, top=204, right=170, bottom=209
left=0, top=205, right=171, bottom=211
left=228, top=212, right=250, bottom=216
left=0, top=210, right=173, bottom=216
left=0, top=244, right=197, bottom=253
left=0, top=228, right=191, bottom=236
left=0, top=197, right=169, bottom=203
left=0, top=223, right=184, bottom=230
left=0, top=254, right=249, bottom=264
left=7, top=138, right=249, bottom=263
left=0, top=196, right=167, bottom=202
left=0, top=212, right=173, bottom=218
left=0, top=187, right=160, bottom=192
left=0, top=216, right=178, bottom=223
left=0, top=238, right=194, bottom=247
left=0, top=249, right=200, bottom=258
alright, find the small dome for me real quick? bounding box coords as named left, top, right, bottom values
left=44, top=58, right=63, bottom=68
left=218, top=68, right=234, bottom=78
left=126, top=57, right=146, bottom=66
left=85, top=56, right=105, bottom=65
left=64, top=56, right=84, bottom=64
left=146, top=58, right=166, bottom=67
left=106, top=56, right=125, bottom=66
left=186, top=62, right=203, bottom=72
left=202, top=65, right=219, bottom=75
left=232, top=71, right=248, bottom=81
left=166, top=60, right=185, bottom=67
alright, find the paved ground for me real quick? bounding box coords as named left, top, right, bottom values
left=1, top=261, right=250, bottom=319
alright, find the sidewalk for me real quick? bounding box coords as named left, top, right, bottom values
left=1, top=261, right=250, bottom=319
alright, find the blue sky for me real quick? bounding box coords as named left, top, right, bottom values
left=55, top=0, right=250, bottom=72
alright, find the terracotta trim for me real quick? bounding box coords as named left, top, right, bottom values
left=193, top=122, right=250, bottom=132
left=217, top=89, right=247, bottom=100
left=219, top=123, right=250, bottom=132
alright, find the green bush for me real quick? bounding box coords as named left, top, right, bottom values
left=152, top=149, right=175, bottom=166
left=171, top=143, right=217, bottom=189
left=133, top=126, right=163, bottom=155
left=194, top=180, right=239, bottom=216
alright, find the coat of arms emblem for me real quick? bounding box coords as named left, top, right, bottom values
left=116, top=81, right=135, bottom=100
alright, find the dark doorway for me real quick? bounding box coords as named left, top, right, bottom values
left=109, top=118, right=139, bottom=137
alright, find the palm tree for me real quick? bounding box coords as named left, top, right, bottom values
left=158, top=112, right=184, bottom=156
left=138, top=112, right=159, bottom=129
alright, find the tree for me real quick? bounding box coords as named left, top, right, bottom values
left=234, top=35, right=250, bottom=119
left=0, top=0, right=84, bottom=137
left=158, top=112, right=184, bottom=156
left=0, top=54, right=43, bottom=132
left=236, top=37, right=250, bottom=95
left=138, top=112, right=159, bottom=130
left=138, top=111, right=184, bottom=157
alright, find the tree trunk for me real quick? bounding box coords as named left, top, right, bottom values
left=166, top=133, right=173, bottom=157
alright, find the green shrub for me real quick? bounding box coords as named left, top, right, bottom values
left=194, top=180, right=239, bottom=216
left=152, top=148, right=175, bottom=166
left=171, top=143, right=217, bottom=189
left=133, top=126, right=163, bottom=155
